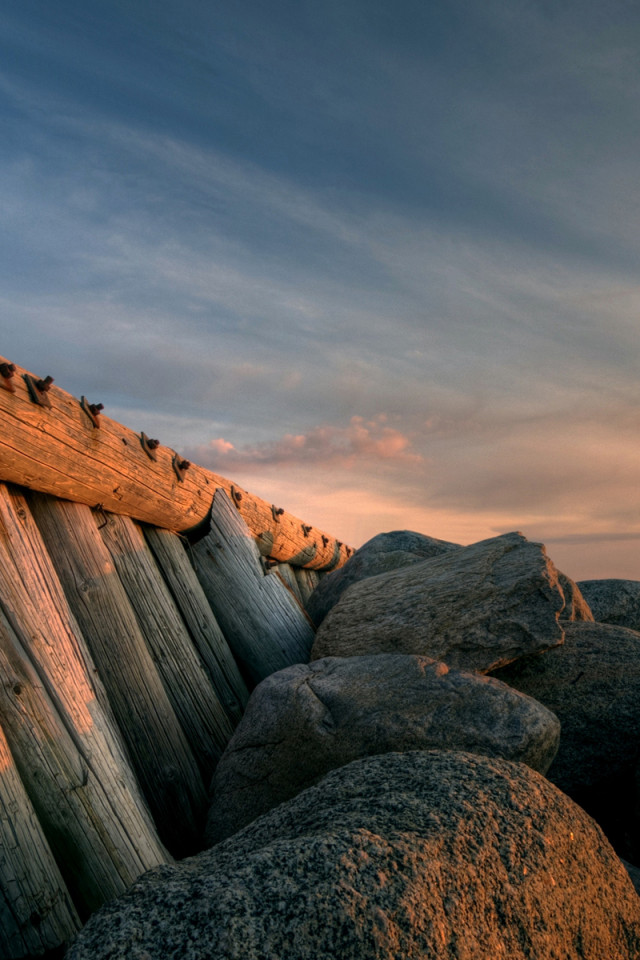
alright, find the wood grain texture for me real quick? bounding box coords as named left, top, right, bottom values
left=269, top=562, right=304, bottom=606
left=98, top=512, right=235, bottom=777
left=294, top=567, right=323, bottom=606
left=0, top=356, right=352, bottom=569
left=0, top=720, right=81, bottom=959
left=192, top=490, right=316, bottom=687
left=144, top=526, right=248, bottom=726
left=27, top=491, right=208, bottom=858
left=0, top=487, right=169, bottom=913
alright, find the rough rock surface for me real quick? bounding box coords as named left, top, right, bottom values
left=306, top=530, right=460, bottom=626
left=207, top=654, right=560, bottom=843
left=493, top=621, right=640, bottom=795
left=577, top=579, right=640, bottom=632
left=622, top=859, right=640, bottom=897
left=66, top=751, right=640, bottom=960
left=312, top=532, right=589, bottom=672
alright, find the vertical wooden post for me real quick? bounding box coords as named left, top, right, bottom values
left=294, top=567, right=322, bottom=606
left=97, top=512, right=235, bottom=778
left=144, top=526, right=249, bottom=726
left=25, top=491, right=207, bottom=857
left=268, top=562, right=305, bottom=606
left=0, top=720, right=80, bottom=958
left=191, top=490, right=316, bottom=687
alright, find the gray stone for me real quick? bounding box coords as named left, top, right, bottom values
left=66, top=751, right=640, bottom=960
left=312, top=532, right=590, bottom=672
left=578, top=579, right=640, bottom=632
left=306, top=529, right=460, bottom=626
left=206, top=653, right=560, bottom=843
left=493, top=621, right=640, bottom=794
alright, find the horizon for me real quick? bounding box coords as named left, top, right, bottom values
left=1, top=0, right=639, bottom=581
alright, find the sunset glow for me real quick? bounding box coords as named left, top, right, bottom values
left=1, top=1, right=639, bottom=581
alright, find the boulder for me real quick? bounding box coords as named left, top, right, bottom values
left=306, top=529, right=460, bottom=626
left=493, top=621, right=640, bottom=795
left=206, top=654, right=560, bottom=843
left=66, top=751, right=640, bottom=960
left=312, top=532, right=589, bottom=672
left=577, top=579, right=640, bottom=632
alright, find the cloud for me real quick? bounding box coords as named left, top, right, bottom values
left=187, top=415, right=423, bottom=472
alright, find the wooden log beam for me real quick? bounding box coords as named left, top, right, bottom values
left=0, top=721, right=81, bottom=958
left=97, top=511, right=236, bottom=775
left=27, top=492, right=208, bottom=858
left=0, top=355, right=352, bottom=570
left=0, top=485, right=169, bottom=914
left=192, top=490, right=315, bottom=687
left=143, top=526, right=249, bottom=726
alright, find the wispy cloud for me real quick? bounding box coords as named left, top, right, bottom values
left=188, top=415, right=422, bottom=472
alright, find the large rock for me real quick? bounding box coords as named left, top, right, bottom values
left=206, top=654, right=560, bottom=843
left=306, top=530, right=460, bottom=626
left=493, top=621, right=640, bottom=795
left=312, top=532, right=590, bottom=672
left=66, top=751, right=640, bottom=960
left=578, top=579, right=640, bottom=632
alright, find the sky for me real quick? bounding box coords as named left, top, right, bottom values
left=1, top=0, right=639, bottom=581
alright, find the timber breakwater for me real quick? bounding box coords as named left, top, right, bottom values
left=1, top=357, right=640, bottom=959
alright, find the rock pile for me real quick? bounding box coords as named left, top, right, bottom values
left=66, top=529, right=640, bottom=960
left=311, top=531, right=591, bottom=671
left=68, top=752, right=640, bottom=960
left=206, top=653, right=560, bottom=843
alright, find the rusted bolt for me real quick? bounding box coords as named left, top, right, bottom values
left=336, top=541, right=342, bottom=549
left=233, top=490, right=242, bottom=502
left=346, top=547, right=352, bottom=557
left=0, top=363, right=15, bottom=379
left=35, top=375, right=54, bottom=392
left=302, top=524, right=313, bottom=537
left=147, top=438, right=160, bottom=450
left=271, top=505, right=285, bottom=522
left=321, top=535, right=329, bottom=547
left=89, top=402, right=104, bottom=416
left=176, top=458, right=190, bottom=471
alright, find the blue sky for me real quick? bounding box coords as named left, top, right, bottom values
left=1, top=0, right=639, bottom=579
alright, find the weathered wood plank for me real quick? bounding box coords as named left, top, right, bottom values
left=0, top=719, right=80, bottom=959
left=294, top=567, right=323, bottom=606
left=0, top=356, right=351, bottom=569
left=97, top=512, right=235, bottom=777
left=0, top=489, right=170, bottom=913
left=0, top=484, right=168, bottom=876
left=26, top=491, right=208, bottom=857
left=268, top=562, right=305, bottom=606
left=192, top=490, right=316, bottom=687
left=144, top=526, right=248, bottom=726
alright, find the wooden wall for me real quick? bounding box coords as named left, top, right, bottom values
left=0, top=482, right=325, bottom=959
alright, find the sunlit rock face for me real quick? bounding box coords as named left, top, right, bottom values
left=206, top=653, right=560, bottom=844
left=66, top=751, right=640, bottom=960
left=578, top=578, right=640, bottom=632
left=306, top=529, right=460, bottom=627
left=312, top=532, right=589, bottom=672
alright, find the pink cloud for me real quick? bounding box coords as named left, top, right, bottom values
left=188, top=415, right=422, bottom=471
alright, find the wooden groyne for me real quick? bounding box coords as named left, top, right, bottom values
left=0, top=356, right=352, bottom=570
left=0, top=357, right=352, bottom=958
